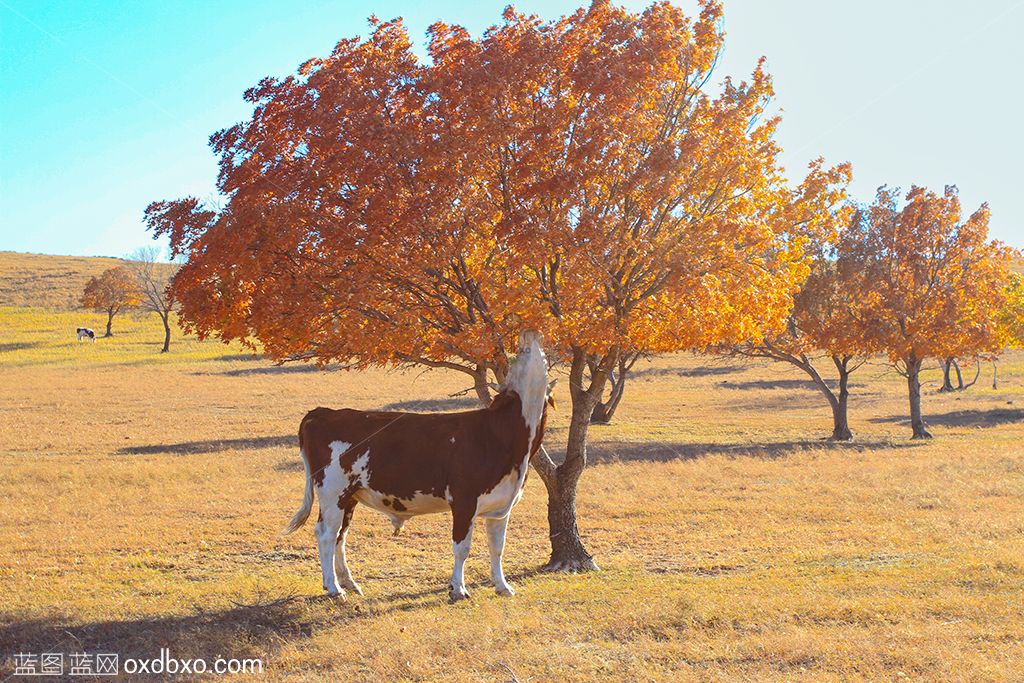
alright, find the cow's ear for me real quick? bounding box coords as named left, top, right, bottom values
left=546, top=378, right=558, bottom=410
left=546, top=393, right=556, bottom=410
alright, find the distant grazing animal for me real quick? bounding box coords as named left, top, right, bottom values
left=283, top=330, right=554, bottom=602
left=76, top=327, right=95, bottom=342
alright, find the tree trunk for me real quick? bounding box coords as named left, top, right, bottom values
left=160, top=313, right=171, bottom=353
left=906, top=354, right=932, bottom=439
left=104, top=309, right=115, bottom=337
left=590, top=353, right=636, bottom=424
left=993, top=361, right=999, bottom=390
left=960, top=357, right=980, bottom=391
left=532, top=347, right=610, bottom=573
left=590, top=366, right=625, bottom=423
left=828, top=355, right=852, bottom=441
left=787, top=350, right=854, bottom=441
left=951, top=358, right=964, bottom=390
left=939, top=357, right=955, bottom=392
left=472, top=364, right=492, bottom=406
left=544, top=391, right=599, bottom=571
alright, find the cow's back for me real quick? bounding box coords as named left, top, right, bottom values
left=298, top=401, right=527, bottom=505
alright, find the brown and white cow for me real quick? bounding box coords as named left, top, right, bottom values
left=282, top=330, right=552, bottom=601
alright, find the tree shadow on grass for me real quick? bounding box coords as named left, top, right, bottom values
left=0, top=341, right=42, bottom=353
left=718, top=378, right=827, bottom=391
left=632, top=364, right=744, bottom=379
left=0, top=567, right=548, bottom=667
left=380, top=396, right=480, bottom=412
left=869, top=408, right=1023, bottom=429
left=213, top=353, right=263, bottom=362
left=193, top=363, right=345, bottom=377
left=0, top=589, right=453, bottom=670
left=117, top=435, right=295, bottom=455
left=560, top=438, right=924, bottom=465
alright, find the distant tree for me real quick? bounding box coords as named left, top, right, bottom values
left=731, top=161, right=859, bottom=440
left=587, top=352, right=642, bottom=424
left=126, top=247, right=177, bottom=353
left=937, top=356, right=981, bottom=392
left=80, top=266, right=142, bottom=337
left=996, top=273, right=1024, bottom=347
left=842, top=186, right=1013, bottom=438
left=993, top=272, right=1024, bottom=388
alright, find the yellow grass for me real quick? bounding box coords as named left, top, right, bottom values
left=0, top=306, right=254, bottom=367
left=1, top=253, right=1023, bottom=681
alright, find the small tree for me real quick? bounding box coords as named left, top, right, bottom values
left=842, top=186, right=1013, bottom=438
left=126, top=247, right=177, bottom=353
left=731, top=161, right=858, bottom=440
left=938, top=356, right=981, bottom=392
left=81, top=266, right=142, bottom=337
left=993, top=273, right=1024, bottom=388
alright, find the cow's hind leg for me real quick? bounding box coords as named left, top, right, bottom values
left=449, top=500, right=475, bottom=602
left=485, top=515, right=514, bottom=596
left=314, top=501, right=344, bottom=598
left=334, top=498, right=362, bottom=596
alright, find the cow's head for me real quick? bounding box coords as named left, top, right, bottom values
left=505, top=330, right=550, bottom=436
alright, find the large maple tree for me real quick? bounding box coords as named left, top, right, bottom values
left=148, top=0, right=838, bottom=570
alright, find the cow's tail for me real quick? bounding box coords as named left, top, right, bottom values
left=281, top=431, right=315, bottom=536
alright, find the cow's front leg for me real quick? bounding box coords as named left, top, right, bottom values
left=449, top=501, right=475, bottom=602
left=485, top=515, right=514, bottom=596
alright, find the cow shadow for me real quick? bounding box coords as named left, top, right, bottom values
left=868, top=408, right=1023, bottom=429
left=546, top=438, right=923, bottom=465
left=117, top=435, right=295, bottom=455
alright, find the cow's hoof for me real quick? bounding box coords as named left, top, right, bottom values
left=345, top=582, right=364, bottom=597
left=325, top=587, right=347, bottom=600
left=449, top=587, right=471, bottom=602
left=495, top=584, right=515, bottom=597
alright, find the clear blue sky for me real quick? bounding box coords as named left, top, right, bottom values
left=2, top=0, right=1022, bottom=257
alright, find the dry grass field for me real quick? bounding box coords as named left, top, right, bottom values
left=1, top=254, right=1023, bottom=681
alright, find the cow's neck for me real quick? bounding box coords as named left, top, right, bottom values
left=503, top=338, right=549, bottom=448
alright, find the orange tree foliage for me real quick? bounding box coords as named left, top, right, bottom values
left=80, top=266, right=142, bottom=337
left=841, top=186, right=1014, bottom=438
left=997, top=273, right=1024, bottom=349
left=147, top=0, right=839, bottom=570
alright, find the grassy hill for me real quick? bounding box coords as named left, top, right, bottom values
left=0, top=251, right=131, bottom=308
left=0, top=251, right=177, bottom=309
left=0, top=251, right=250, bottom=364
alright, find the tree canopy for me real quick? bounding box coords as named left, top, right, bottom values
left=841, top=185, right=1014, bottom=437
left=81, top=266, right=142, bottom=337
left=146, top=0, right=848, bottom=569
